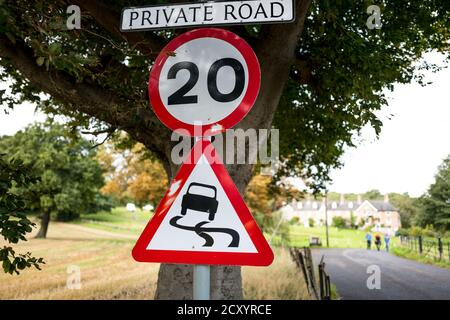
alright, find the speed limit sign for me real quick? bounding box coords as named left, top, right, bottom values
left=149, top=28, right=261, bottom=136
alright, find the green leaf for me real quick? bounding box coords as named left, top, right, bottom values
left=36, top=57, right=45, bottom=66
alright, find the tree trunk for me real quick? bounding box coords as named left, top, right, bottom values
left=154, top=0, right=311, bottom=300
left=35, top=210, right=50, bottom=238
left=154, top=157, right=248, bottom=300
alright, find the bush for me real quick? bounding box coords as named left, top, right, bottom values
left=397, top=228, right=410, bottom=237
left=86, top=194, right=115, bottom=213
left=308, top=218, right=315, bottom=227
left=255, top=211, right=290, bottom=246
left=290, top=217, right=300, bottom=225
left=423, top=225, right=437, bottom=237
left=350, top=213, right=357, bottom=229
left=332, top=216, right=348, bottom=229
left=408, top=226, right=424, bottom=237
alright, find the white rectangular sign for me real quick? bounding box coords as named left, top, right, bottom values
left=121, top=0, right=295, bottom=31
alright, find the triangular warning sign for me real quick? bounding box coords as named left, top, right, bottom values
left=133, top=139, right=274, bottom=266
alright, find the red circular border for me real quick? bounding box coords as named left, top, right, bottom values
left=149, top=28, right=261, bottom=137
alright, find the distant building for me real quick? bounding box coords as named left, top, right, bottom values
left=281, top=194, right=401, bottom=233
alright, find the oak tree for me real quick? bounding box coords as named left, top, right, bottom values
left=0, top=122, right=105, bottom=238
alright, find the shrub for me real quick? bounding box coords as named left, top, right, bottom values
left=358, top=218, right=365, bottom=228
left=409, top=226, right=424, bottom=237
left=332, top=216, right=348, bottom=229
left=308, top=218, right=315, bottom=227
left=350, top=213, right=357, bottom=228
left=397, top=228, right=409, bottom=237
left=290, top=217, right=300, bottom=225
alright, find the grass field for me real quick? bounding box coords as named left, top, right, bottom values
left=78, top=208, right=381, bottom=249
left=0, top=208, right=309, bottom=300
left=290, top=225, right=450, bottom=269
left=390, top=246, right=450, bottom=268
left=289, top=225, right=381, bottom=248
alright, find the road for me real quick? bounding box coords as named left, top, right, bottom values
left=169, top=216, right=240, bottom=247
left=311, top=248, right=450, bottom=300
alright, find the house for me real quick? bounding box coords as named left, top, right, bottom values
left=355, top=195, right=401, bottom=232
left=281, top=194, right=401, bottom=233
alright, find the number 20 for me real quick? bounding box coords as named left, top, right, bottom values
left=167, top=58, right=245, bottom=105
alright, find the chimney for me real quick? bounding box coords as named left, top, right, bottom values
left=357, top=194, right=362, bottom=203
left=384, top=193, right=389, bottom=203
left=340, top=193, right=345, bottom=205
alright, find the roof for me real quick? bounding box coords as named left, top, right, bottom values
left=292, top=200, right=398, bottom=212
left=367, top=200, right=397, bottom=212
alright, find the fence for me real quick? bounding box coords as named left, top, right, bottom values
left=289, top=247, right=331, bottom=300
left=400, top=236, right=450, bottom=261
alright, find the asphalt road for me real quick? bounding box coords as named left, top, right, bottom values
left=311, top=248, right=450, bottom=300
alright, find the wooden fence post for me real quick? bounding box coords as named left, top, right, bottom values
left=418, top=236, right=423, bottom=254
left=438, top=238, right=443, bottom=260
left=318, top=258, right=324, bottom=300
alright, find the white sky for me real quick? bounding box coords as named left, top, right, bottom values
left=0, top=54, right=448, bottom=197
left=328, top=53, right=450, bottom=197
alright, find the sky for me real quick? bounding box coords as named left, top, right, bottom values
left=328, top=53, right=450, bottom=197
left=0, top=54, right=449, bottom=197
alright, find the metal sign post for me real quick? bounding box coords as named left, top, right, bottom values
left=193, top=135, right=211, bottom=301
left=193, top=265, right=210, bottom=300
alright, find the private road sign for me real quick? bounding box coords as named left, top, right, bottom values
left=121, top=0, right=295, bottom=31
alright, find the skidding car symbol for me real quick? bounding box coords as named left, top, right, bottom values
left=181, top=183, right=218, bottom=221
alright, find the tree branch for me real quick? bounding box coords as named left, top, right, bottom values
left=0, top=34, right=171, bottom=163
left=81, top=126, right=116, bottom=136
left=243, top=0, right=312, bottom=130
left=89, top=129, right=115, bottom=149
left=225, top=0, right=312, bottom=190
left=72, top=0, right=166, bottom=56
left=290, top=58, right=313, bottom=85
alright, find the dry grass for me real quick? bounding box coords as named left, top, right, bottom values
left=242, top=248, right=310, bottom=300
left=0, top=222, right=308, bottom=300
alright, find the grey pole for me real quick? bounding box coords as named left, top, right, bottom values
left=324, top=191, right=329, bottom=248
left=193, top=265, right=211, bottom=300
left=193, top=134, right=211, bottom=300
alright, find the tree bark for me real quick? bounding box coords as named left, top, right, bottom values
left=154, top=0, right=311, bottom=299
left=35, top=210, right=50, bottom=239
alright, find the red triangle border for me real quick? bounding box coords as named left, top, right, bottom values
left=132, top=139, right=274, bottom=266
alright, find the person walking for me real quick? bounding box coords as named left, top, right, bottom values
left=384, top=233, right=391, bottom=252
left=365, top=233, right=372, bottom=250
left=375, top=234, right=381, bottom=251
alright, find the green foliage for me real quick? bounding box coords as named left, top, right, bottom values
left=290, top=216, right=300, bottom=225
left=389, top=193, right=421, bottom=229
left=273, top=1, right=450, bottom=192
left=415, top=155, right=450, bottom=231
left=350, top=212, right=357, bottom=229
left=364, top=190, right=383, bottom=200
left=332, top=216, right=348, bottom=229
left=0, top=154, right=45, bottom=274
left=255, top=211, right=290, bottom=246
left=308, top=218, right=315, bottom=228
left=0, top=121, right=106, bottom=222
left=391, top=246, right=450, bottom=269
left=400, top=225, right=446, bottom=238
